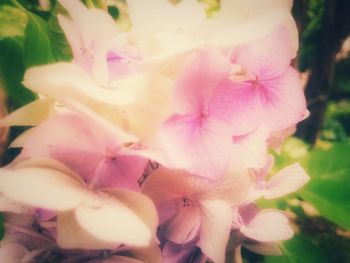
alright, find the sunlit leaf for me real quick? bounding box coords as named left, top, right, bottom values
left=299, top=143, right=350, bottom=230
left=0, top=5, right=27, bottom=40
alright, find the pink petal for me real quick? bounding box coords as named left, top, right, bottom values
left=260, top=67, right=307, bottom=132
left=22, top=109, right=143, bottom=189
left=156, top=200, right=178, bottom=225
left=209, top=80, right=263, bottom=135
left=231, top=126, right=269, bottom=169
left=92, top=155, right=147, bottom=190
left=233, top=25, right=295, bottom=80
left=198, top=200, right=233, bottom=263
left=161, top=204, right=201, bottom=244
left=252, top=154, right=275, bottom=182
left=264, top=163, right=309, bottom=199
left=0, top=243, right=28, bottom=262
left=141, top=167, right=194, bottom=205
left=159, top=114, right=233, bottom=180
left=162, top=241, right=202, bottom=263
left=173, top=49, right=231, bottom=115
left=240, top=210, right=293, bottom=242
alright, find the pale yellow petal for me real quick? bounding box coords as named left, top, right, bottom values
left=75, top=193, right=153, bottom=247
left=0, top=165, right=89, bottom=211
left=0, top=98, right=54, bottom=127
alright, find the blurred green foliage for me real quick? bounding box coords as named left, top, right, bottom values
left=298, top=0, right=325, bottom=72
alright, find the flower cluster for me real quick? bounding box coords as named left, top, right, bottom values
left=0, top=0, right=310, bottom=262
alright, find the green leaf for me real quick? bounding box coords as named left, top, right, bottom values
left=299, top=143, right=350, bottom=229
left=23, top=12, right=56, bottom=67
left=265, top=234, right=328, bottom=263
left=47, top=2, right=72, bottom=61
left=0, top=37, right=36, bottom=109
left=0, top=5, right=28, bottom=39
left=23, top=5, right=72, bottom=67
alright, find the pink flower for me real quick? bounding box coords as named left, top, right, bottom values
left=210, top=25, right=307, bottom=136
left=142, top=165, right=252, bottom=263
left=229, top=204, right=293, bottom=262
left=158, top=49, right=235, bottom=180
left=18, top=102, right=146, bottom=190
left=0, top=159, right=158, bottom=250
left=58, top=0, right=139, bottom=83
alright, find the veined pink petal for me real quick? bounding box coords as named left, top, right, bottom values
left=209, top=80, right=263, bottom=136
left=173, top=49, right=231, bottom=115
left=93, top=155, right=147, bottom=190
left=261, top=67, right=307, bottom=132
left=264, top=163, right=309, bottom=199
left=159, top=114, right=233, bottom=180
left=198, top=199, right=233, bottom=263
left=22, top=108, right=143, bottom=189
left=233, top=25, right=295, bottom=79
left=240, top=210, right=293, bottom=242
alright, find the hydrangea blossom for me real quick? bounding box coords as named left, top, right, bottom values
left=0, top=0, right=310, bottom=262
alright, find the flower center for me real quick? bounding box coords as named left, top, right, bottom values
left=182, top=197, right=194, bottom=208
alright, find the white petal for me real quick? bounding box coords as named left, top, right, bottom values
left=106, top=189, right=159, bottom=234
left=240, top=210, right=293, bottom=242
left=75, top=193, right=153, bottom=247
left=211, top=0, right=297, bottom=55
left=61, top=98, right=138, bottom=144
left=0, top=165, right=89, bottom=211
left=57, top=212, right=119, bottom=249
left=264, top=163, right=310, bottom=199
left=23, top=63, right=134, bottom=106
